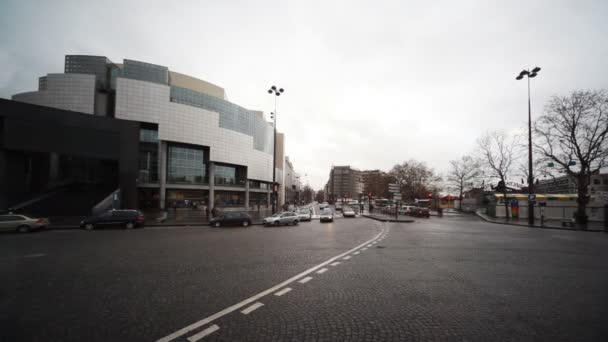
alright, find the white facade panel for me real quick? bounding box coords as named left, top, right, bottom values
left=12, top=73, right=95, bottom=114
left=114, top=77, right=273, bottom=182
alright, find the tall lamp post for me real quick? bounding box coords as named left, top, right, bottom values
left=268, top=85, right=284, bottom=213
left=516, top=66, right=541, bottom=226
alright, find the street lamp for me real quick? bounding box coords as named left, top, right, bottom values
left=268, top=85, right=284, bottom=213
left=516, top=66, right=541, bottom=226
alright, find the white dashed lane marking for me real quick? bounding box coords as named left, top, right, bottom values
left=353, top=251, right=360, bottom=255
left=316, top=268, right=328, bottom=274
left=155, top=228, right=387, bottom=342
left=330, top=262, right=340, bottom=266
left=241, top=302, right=264, bottom=315
left=274, top=288, right=292, bottom=296
left=299, top=276, right=313, bottom=284
left=186, top=325, right=220, bottom=342
left=367, top=244, right=372, bottom=247
left=23, top=253, right=46, bottom=258
left=362, top=248, right=368, bottom=251
left=343, top=256, right=351, bottom=260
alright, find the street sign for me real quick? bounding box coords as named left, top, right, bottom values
left=528, top=194, right=536, bottom=201
left=393, top=195, right=402, bottom=200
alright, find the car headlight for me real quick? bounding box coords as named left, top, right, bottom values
left=80, top=220, right=84, bottom=224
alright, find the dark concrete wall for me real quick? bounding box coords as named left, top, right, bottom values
left=0, top=99, right=139, bottom=209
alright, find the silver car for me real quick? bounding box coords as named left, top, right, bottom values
left=297, top=208, right=312, bottom=221
left=263, top=212, right=300, bottom=226
left=342, top=206, right=356, bottom=218
left=0, top=214, right=50, bottom=233
left=320, top=209, right=334, bottom=222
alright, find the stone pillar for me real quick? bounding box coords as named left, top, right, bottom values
left=209, top=162, right=215, bottom=211
left=267, top=189, right=271, bottom=207
left=159, top=141, right=167, bottom=210
left=48, top=152, right=59, bottom=185
left=245, top=180, right=250, bottom=210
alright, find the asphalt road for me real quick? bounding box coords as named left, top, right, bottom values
left=2, top=214, right=608, bottom=341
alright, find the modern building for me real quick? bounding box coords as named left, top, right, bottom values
left=283, top=156, right=301, bottom=205
left=535, top=175, right=577, bottom=194
left=8, top=54, right=288, bottom=213
left=326, top=166, right=363, bottom=202
left=361, top=169, right=395, bottom=199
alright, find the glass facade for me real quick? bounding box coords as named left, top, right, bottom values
left=214, top=191, right=244, bottom=207
left=123, top=59, right=168, bottom=85
left=170, top=86, right=273, bottom=154
left=138, top=129, right=159, bottom=183
left=65, top=55, right=113, bottom=89
left=168, top=145, right=207, bottom=184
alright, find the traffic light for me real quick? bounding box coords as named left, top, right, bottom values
left=428, top=192, right=433, bottom=198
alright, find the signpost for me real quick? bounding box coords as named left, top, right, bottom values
left=388, top=183, right=400, bottom=220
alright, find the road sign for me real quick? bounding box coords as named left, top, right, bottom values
left=528, top=194, right=536, bottom=201
left=393, top=195, right=402, bottom=200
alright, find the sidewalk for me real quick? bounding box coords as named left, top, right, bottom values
left=475, top=210, right=606, bottom=232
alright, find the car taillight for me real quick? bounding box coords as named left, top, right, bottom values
left=418, top=211, right=422, bottom=214
left=137, top=216, right=144, bottom=221
left=36, top=218, right=45, bottom=223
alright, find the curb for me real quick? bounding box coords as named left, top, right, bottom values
left=362, top=215, right=415, bottom=223
left=474, top=212, right=603, bottom=233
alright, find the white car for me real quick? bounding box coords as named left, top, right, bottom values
left=342, top=206, right=356, bottom=218
left=0, top=214, right=49, bottom=233
left=320, top=209, right=334, bottom=222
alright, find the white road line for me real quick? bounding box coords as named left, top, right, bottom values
left=343, top=256, right=351, bottom=260
left=155, top=229, right=385, bottom=342
left=274, top=288, right=292, bottom=296
left=186, top=325, right=219, bottom=342
left=299, top=276, right=313, bottom=284
left=367, top=244, right=372, bottom=247
left=23, top=253, right=46, bottom=258
left=240, top=302, right=264, bottom=315
left=316, top=268, right=328, bottom=274
left=330, top=262, right=340, bottom=266
left=353, top=251, right=360, bottom=255
left=362, top=248, right=368, bottom=251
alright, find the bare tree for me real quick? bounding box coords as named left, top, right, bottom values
left=447, top=155, right=481, bottom=210
left=301, top=185, right=314, bottom=204
left=476, top=131, right=520, bottom=219
left=534, top=89, right=608, bottom=225
left=314, top=190, right=325, bottom=203
left=389, top=159, right=441, bottom=202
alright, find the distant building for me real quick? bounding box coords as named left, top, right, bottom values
left=326, top=166, right=363, bottom=202
left=361, top=170, right=395, bottom=199
left=535, top=173, right=608, bottom=195
left=283, top=156, right=301, bottom=205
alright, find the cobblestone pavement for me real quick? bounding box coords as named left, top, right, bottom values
left=2, top=214, right=608, bottom=341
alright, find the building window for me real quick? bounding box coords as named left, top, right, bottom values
left=167, top=145, right=206, bottom=184
left=215, top=165, right=237, bottom=186
left=138, top=129, right=159, bottom=183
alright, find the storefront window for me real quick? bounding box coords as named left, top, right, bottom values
left=215, top=165, right=244, bottom=186
left=214, top=191, right=244, bottom=207
left=138, top=129, right=158, bottom=183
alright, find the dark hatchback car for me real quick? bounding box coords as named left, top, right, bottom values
left=210, top=212, right=252, bottom=227
left=80, top=209, right=145, bottom=230
left=412, top=206, right=430, bottom=218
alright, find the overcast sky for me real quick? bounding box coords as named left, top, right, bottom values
left=1, top=0, right=607, bottom=190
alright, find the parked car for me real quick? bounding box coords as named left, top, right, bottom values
left=263, top=212, right=299, bottom=226
left=297, top=208, right=312, bottom=221
left=335, top=203, right=342, bottom=211
left=412, top=206, right=430, bottom=218
left=342, top=206, right=356, bottom=218
left=400, top=205, right=416, bottom=215
left=0, top=214, right=49, bottom=233
left=210, top=211, right=252, bottom=227
left=320, top=209, right=334, bottom=222
left=80, top=209, right=145, bottom=230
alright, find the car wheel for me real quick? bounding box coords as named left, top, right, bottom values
left=17, top=225, right=31, bottom=233
left=214, top=221, right=221, bottom=227
left=83, top=223, right=95, bottom=231
left=293, top=220, right=299, bottom=225
left=274, top=221, right=280, bottom=227
left=242, top=220, right=250, bottom=227
left=125, top=222, right=135, bottom=229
